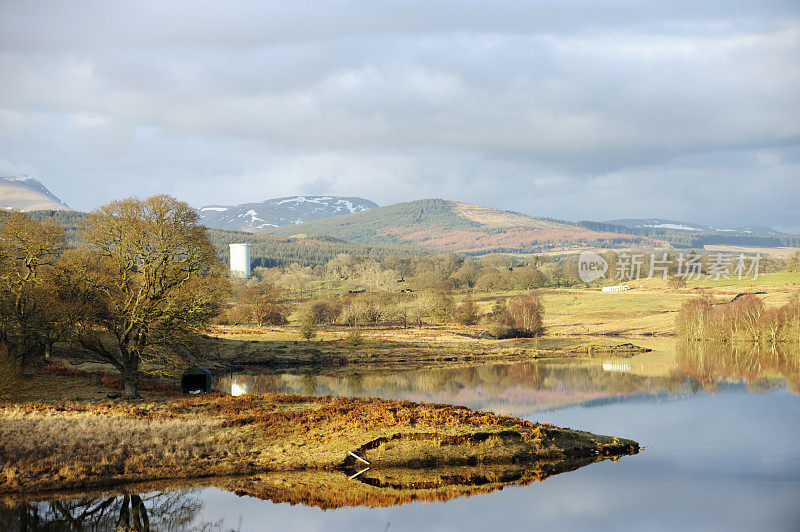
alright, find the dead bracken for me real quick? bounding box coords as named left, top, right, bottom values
left=0, top=394, right=638, bottom=495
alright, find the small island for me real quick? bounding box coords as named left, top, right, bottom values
left=0, top=393, right=638, bottom=495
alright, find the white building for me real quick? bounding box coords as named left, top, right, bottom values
left=601, top=285, right=631, bottom=292
left=602, top=361, right=632, bottom=373
left=229, top=243, right=251, bottom=278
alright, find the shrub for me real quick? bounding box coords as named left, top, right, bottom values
left=786, top=251, right=800, bottom=272
left=666, top=276, right=687, bottom=291
left=454, top=294, right=479, bottom=325
left=309, top=299, right=342, bottom=325
left=486, top=321, right=515, bottom=339
left=485, top=291, right=544, bottom=338
left=343, top=328, right=364, bottom=351
left=300, top=314, right=317, bottom=340
left=676, top=297, right=714, bottom=341
left=505, top=291, right=544, bottom=337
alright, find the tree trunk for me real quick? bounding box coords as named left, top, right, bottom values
left=130, top=494, right=149, bottom=531
left=121, top=366, right=140, bottom=398
left=118, top=495, right=130, bottom=529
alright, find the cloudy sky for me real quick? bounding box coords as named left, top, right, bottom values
left=1, top=1, right=798, bottom=231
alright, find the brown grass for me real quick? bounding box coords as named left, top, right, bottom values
left=0, top=394, right=638, bottom=494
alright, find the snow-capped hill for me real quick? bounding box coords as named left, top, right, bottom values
left=0, top=176, right=71, bottom=211
left=606, top=218, right=783, bottom=236
left=197, top=196, right=378, bottom=232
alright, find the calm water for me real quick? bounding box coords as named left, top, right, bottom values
left=6, top=342, right=800, bottom=531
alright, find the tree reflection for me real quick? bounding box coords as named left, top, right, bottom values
left=213, top=361, right=681, bottom=415
left=0, top=489, right=217, bottom=531
left=674, top=341, right=800, bottom=394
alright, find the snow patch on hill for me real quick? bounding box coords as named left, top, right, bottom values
left=606, top=218, right=783, bottom=236
left=197, top=195, right=378, bottom=232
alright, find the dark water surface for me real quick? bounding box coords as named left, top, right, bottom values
left=7, top=342, right=800, bottom=531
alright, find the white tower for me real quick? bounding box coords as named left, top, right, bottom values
left=229, top=243, right=251, bottom=278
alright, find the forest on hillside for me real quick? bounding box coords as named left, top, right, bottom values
left=26, top=210, right=428, bottom=267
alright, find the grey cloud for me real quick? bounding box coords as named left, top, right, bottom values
left=0, top=0, right=798, bottom=231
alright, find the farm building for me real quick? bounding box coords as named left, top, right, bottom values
left=601, top=285, right=631, bottom=292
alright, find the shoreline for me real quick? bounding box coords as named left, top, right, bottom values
left=188, top=325, right=653, bottom=375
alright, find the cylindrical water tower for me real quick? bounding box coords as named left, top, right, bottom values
left=229, top=243, right=251, bottom=278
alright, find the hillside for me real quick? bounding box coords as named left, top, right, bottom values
left=607, top=218, right=784, bottom=236
left=197, top=196, right=377, bottom=232
left=25, top=210, right=427, bottom=267
left=580, top=220, right=800, bottom=248
left=267, top=199, right=654, bottom=254
left=0, top=176, right=70, bottom=211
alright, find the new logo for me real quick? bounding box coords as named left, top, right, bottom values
left=578, top=251, right=608, bottom=283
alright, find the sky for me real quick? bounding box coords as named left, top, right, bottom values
left=0, top=1, right=798, bottom=231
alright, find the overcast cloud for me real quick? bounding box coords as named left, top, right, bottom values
left=1, top=1, right=798, bottom=230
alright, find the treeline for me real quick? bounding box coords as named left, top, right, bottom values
left=219, top=285, right=545, bottom=339
left=237, top=252, right=583, bottom=301
left=578, top=221, right=800, bottom=248
left=208, top=229, right=428, bottom=267
left=676, top=294, right=800, bottom=343
left=221, top=251, right=555, bottom=337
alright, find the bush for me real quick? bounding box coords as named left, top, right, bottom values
left=505, top=291, right=544, bottom=337
left=343, top=328, right=364, bottom=350
left=485, top=321, right=515, bottom=339
left=454, top=294, right=479, bottom=325
left=309, top=299, right=342, bottom=325
left=485, top=291, right=544, bottom=338
left=786, top=251, right=800, bottom=272
left=300, top=314, right=317, bottom=340
left=666, top=276, right=687, bottom=291
left=675, top=297, right=714, bottom=340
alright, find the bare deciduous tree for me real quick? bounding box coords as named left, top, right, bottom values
left=0, top=211, right=65, bottom=368
left=62, top=195, right=228, bottom=397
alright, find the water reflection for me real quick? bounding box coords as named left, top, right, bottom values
left=8, top=342, right=800, bottom=530
left=674, top=341, right=800, bottom=394
left=216, top=361, right=681, bottom=415
left=0, top=490, right=214, bottom=531
left=2, top=450, right=634, bottom=527
left=216, top=342, right=800, bottom=415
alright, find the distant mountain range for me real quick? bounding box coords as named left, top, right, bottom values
left=196, top=196, right=378, bottom=232
left=267, top=198, right=652, bottom=254
left=579, top=219, right=799, bottom=249
left=3, top=179, right=797, bottom=253
left=606, top=218, right=783, bottom=236
left=0, top=176, right=71, bottom=211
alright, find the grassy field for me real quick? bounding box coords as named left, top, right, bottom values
left=470, top=271, right=800, bottom=337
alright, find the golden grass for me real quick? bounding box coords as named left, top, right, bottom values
left=447, top=201, right=556, bottom=228
left=469, top=274, right=799, bottom=337
left=702, top=245, right=800, bottom=260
